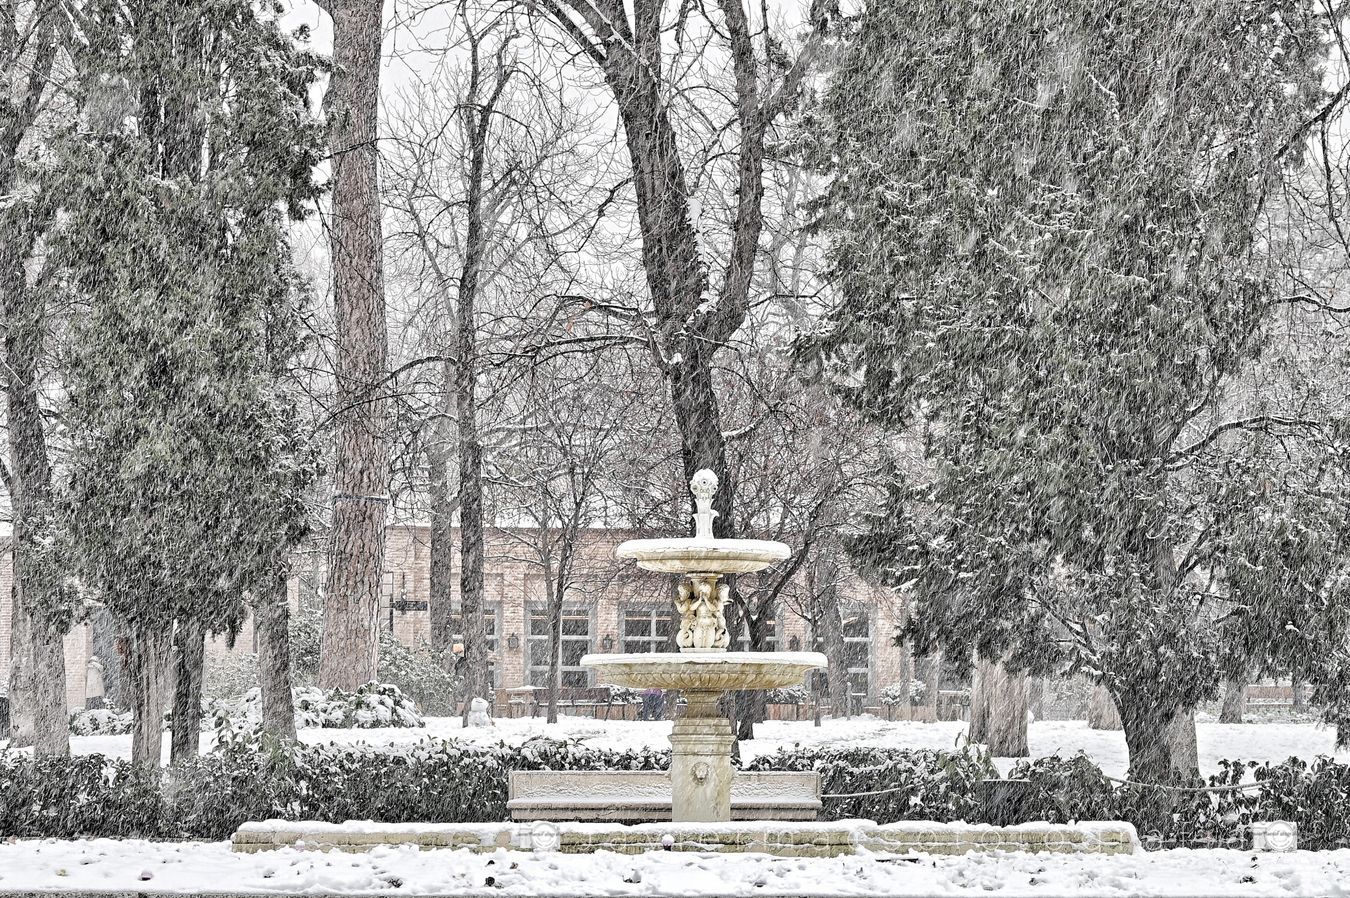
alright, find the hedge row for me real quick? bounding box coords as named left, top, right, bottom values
left=3, top=736, right=1349, bottom=849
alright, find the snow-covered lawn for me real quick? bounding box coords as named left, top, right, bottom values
left=1, top=838, right=1348, bottom=896
left=48, top=715, right=1350, bottom=779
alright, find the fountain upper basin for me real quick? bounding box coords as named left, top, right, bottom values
left=615, top=537, right=791, bottom=575
left=581, top=651, right=826, bottom=692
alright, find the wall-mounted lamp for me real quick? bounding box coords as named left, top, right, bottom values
left=601, top=633, right=615, bottom=651
left=506, top=633, right=520, bottom=650
left=788, top=635, right=801, bottom=652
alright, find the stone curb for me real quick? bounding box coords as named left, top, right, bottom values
left=230, top=820, right=1141, bottom=857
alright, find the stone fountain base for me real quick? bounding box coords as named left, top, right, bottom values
left=581, top=651, right=827, bottom=823
left=232, top=819, right=1142, bottom=857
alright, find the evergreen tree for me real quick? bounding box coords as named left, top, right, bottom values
left=50, top=0, right=322, bottom=764
left=807, top=0, right=1350, bottom=782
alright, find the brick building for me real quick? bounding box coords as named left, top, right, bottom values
left=4, top=524, right=915, bottom=711
left=302, top=525, right=913, bottom=703
left=0, top=544, right=99, bottom=710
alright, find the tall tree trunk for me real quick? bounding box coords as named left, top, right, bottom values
left=6, top=596, right=35, bottom=748
left=1, top=2, right=61, bottom=753
left=1088, top=683, right=1123, bottom=729
left=545, top=557, right=566, bottom=725
left=819, top=604, right=848, bottom=717
left=1219, top=677, right=1248, bottom=724
left=970, top=657, right=1029, bottom=756
left=1117, top=695, right=1199, bottom=783
left=1291, top=677, right=1307, bottom=710
left=169, top=618, right=204, bottom=764
left=2, top=208, right=67, bottom=758
left=30, top=614, right=68, bottom=757
left=1115, top=533, right=1198, bottom=779
left=427, top=373, right=455, bottom=660
left=255, top=564, right=296, bottom=742
left=968, top=658, right=991, bottom=739
left=453, top=21, right=504, bottom=725
left=127, top=626, right=172, bottom=766
left=733, top=607, right=772, bottom=741
left=1029, top=677, right=1046, bottom=721
left=669, top=361, right=737, bottom=539
left=317, top=0, right=389, bottom=691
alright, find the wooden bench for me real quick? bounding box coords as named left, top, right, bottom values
left=507, top=770, right=822, bottom=822
left=499, top=686, right=639, bottom=720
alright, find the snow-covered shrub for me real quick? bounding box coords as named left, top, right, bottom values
left=765, top=686, right=807, bottom=704
left=202, top=650, right=260, bottom=703
left=744, top=745, right=997, bottom=823
left=1005, top=752, right=1117, bottom=822
left=69, top=707, right=134, bottom=736
left=209, top=682, right=424, bottom=734
left=879, top=683, right=906, bottom=706
left=879, top=679, right=929, bottom=706
left=0, top=752, right=165, bottom=839
left=608, top=686, right=641, bottom=704
left=11, top=739, right=1350, bottom=849
left=289, top=602, right=459, bottom=715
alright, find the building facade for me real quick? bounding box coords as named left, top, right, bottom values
left=3, top=524, right=915, bottom=712
left=0, top=547, right=99, bottom=710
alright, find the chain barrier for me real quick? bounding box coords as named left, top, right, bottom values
left=823, top=776, right=1266, bottom=800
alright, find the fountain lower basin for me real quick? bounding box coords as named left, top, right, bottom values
left=616, top=537, right=790, bottom=575
left=581, top=651, right=825, bottom=692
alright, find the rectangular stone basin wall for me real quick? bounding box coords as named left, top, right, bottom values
left=232, top=820, right=1140, bottom=857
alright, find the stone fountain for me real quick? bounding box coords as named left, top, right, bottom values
left=582, top=470, right=826, bottom=823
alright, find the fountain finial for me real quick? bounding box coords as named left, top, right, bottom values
left=690, top=468, right=719, bottom=540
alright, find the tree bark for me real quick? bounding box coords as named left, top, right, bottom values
left=6, top=595, right=35, bottom=748
left=968, top=659, right=991, bottom=739
left=317, top=0, right=389, bottom=692
left=1088, top=683, right=1123, bottom=729
left=1114, top=533, right=1198, bottom=780
left=255, top=565, right=296, bottom=742
left=923, top=652, right=943, bottom=719
left=127, top=626, right=172, bottom=766
left=544, top=553, right=566, bottom=725
left=29, top=614, right=68, bottom=757
left=169, top=617, right=204, bottom=764
left=970, top=656, right=1029, bottom=756
left=1029, top=677, right=1046, bottom=721
left=427, top=370, right=455, bottom=659
left=733, top=607, right=772, bottom=740
left=1291, top=677, right=1306, bottom=710
left=819, top=606, right=848, bottom=717
left=1219, top=677, right=1248, bottom=724
left=452, top=19, right=508, bottom=724
left=2, top=205, right=67, bottom=758
left=0, top=1, right=62, bottom=753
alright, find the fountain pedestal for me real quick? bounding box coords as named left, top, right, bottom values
left=670, top=696, right=735, bottom=822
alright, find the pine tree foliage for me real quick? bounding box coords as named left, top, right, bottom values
left=807, top=0, right=1350, bottom=775
left=51, top=0, right=322, bottom=641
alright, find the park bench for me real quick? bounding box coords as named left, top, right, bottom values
left=507, top=770, right=822, bottom=822
left=500, top=686, right=640, bottom=720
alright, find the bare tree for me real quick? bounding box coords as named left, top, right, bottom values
left=530, top=0, right=835, bottom=534
left=495, top=349, right=661, bottom=721
left=383, top=3, right=623, bottom=717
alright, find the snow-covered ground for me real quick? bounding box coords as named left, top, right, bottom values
left=39, top=714, right=1350, bottom=779
left=1, top=838, right=1348, bottom=896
